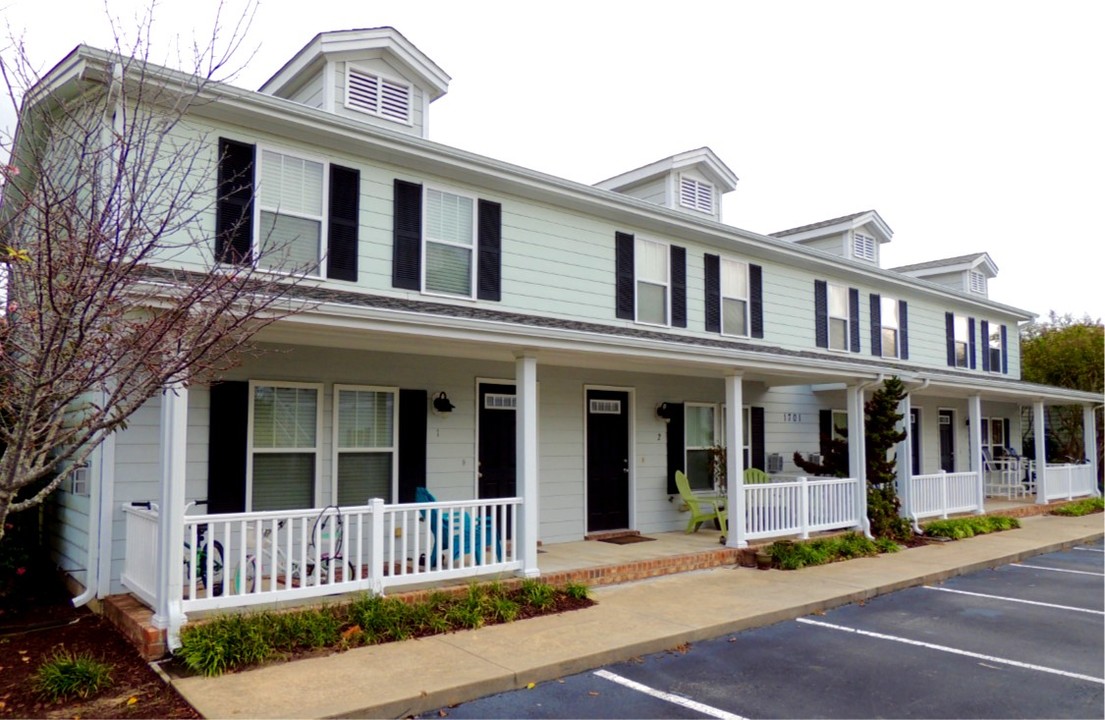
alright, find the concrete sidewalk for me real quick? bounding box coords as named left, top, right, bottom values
left=170, top=513, right=1104, bottom=719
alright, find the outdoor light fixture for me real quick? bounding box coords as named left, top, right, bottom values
left=655, top=402, right=674, bottom=422
left=432, top=391, right=455, bottom=414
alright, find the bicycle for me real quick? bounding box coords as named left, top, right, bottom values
left=183, top=500, right=224, bottom=597
left=235, top=505, right=354, bottom=594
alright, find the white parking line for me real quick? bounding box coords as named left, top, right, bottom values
left=923, top=585, right=1104, bottom=615
left=1010, top=563, right=1105, bottom=577
left=796, top=618, right=1104, bottom=685
left=594, top=669, right=746, bottom=720
left=1074, top=547, right=1105, bottom=553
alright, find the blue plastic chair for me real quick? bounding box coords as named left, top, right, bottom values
left=415, top=487, right=502, bottom=566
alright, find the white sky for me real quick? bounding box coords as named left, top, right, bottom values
left=3, top=0, right=1103, bottom=322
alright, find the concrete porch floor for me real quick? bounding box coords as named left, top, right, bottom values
left=103, top=496, right=1082, bottom=659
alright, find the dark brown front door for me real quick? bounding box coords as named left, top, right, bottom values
left=586, top=389, right=630, bottom=532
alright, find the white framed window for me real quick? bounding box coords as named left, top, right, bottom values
left=423, top=187, right=476, bottom=297
left=248, top=382, right=322, bottom=511
left=881, top=296, right=900, bottom=358
left=954, top=315, right=970, bottom=368
left=831, top=409, right=849, bottom=441
left=717, top=405, right=753, bottom=478
left=345, top=66, right=412, bottom=124
left=67, top=464, right=89, bottom=496
left=853, top=233, right=877, bottom=262
left=333, top=385, right=398, bottom=505
left=685, top=404, right=717, bottom=491
left=257, top=149, right=327, bottom=275
left=980, top=417, right=1007, bottom=460
left=828, top=283, right=849, bottom=351
left=968, top=270, right=987, bottom=294
left=679, top=176, right=714, bottom=214
left=987, top=323, right=1002, bottom=372
left=635, top=237, right=669, bottom=325
left=721, top=258, right=749, bottom=337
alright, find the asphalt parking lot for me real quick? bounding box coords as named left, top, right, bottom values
left=429, top=540, right=1104, bottom=719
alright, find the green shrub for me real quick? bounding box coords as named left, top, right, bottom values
left=768, top=532, right=889, bottom=570
left=34, top=652, right=113, bottom=702
left=518, top=578, right=556, bottom=610
left=263, top=607, right=343, bottom=650
left=924, top=515, right=1020, bottom=540
left=177, top=613, right=273, bottom=676
left=564, top=581, right=589, bottom=600
left=489, top=596, right=520, bottom=623
left=1051, top=497, right=1104, bottom=516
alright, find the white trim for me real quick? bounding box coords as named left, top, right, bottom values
left=332, top=384, right=400, bottom=503
left=827, top=282, right=850, bottom=352
left=253, top=144, right=329, bottom=278
left=852, top=232, right=877, bottom=262
left=420, top=184, right=478, bottom=300
left=880, top=295, right=900, bottom=359
left=634, top=236, right=671, bottom=327
left=344, top=63, right=414, bottom=126
left=720, top=257, right=750, bottom=338
left=583, top=385, right=636, bottom=533
left=246, top=380, right=324, bottom=511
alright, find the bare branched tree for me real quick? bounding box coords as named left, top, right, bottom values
left=0, top=2, right=316, bottom=540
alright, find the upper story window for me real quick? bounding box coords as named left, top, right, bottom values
left=346, top=66, right=412, bottom=124
left=635, top=238, right=669, bottom=325
left=423, top=188, right=476, bottom=297
left=249, top=382, right=321, bottom=511
left=334, top=386, right=398, bottom=504
left=721, top=259, right=749, bottom=337
left=986, top=322, right=1003, bottom=373
left=954, top=315, right=970, bottom=367
left=258, top=149, right=326, bottom=274
left=880, top=295, right=900, bottom=358
left=968, top=270, right=987, bottom=294
left=216, top=138, right=360, bottom=281
left=679, top=176, right=714, bottom=214
left=828, top=283, right=850, bottom=351
left=852, top=233, right=877, bottom=262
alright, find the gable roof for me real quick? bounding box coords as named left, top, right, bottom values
left=594, top=147, right=739, bottom=194
left=892, top=252, right=999, bottom=278
left=770, top=209, right=893, bottom=245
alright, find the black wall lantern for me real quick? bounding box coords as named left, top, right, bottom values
left=655, top=402, right=674, bottom=423
left=432, top=391, right=455, bottom=414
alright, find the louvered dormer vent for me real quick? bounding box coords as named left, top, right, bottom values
left=347, top=67, right=411, bottom=124
left=679, top=176, right=714, bottom=214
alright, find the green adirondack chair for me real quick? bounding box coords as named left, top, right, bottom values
left=744, top=468, right=771, bottom=484
left=675, top=470, right=727, bottom=537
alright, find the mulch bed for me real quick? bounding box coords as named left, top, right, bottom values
left=0, top=563, right=199, bottom=719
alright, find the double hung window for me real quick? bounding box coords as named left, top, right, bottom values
left=980, top=418, right=1007, bottom=460
left=954, top=315, right=970, bottom=368
left=685, top=404, right=717, bottom=491
left=881, top=296, right=900, bottom=358
left=988, top=324, right=1002, bottom=372
left=828, top=284, right=850, bottom=351
left=721, top=259, right=749, bottom=337
left=249, top=382, right=321, bottom=511
left=635, top=238, right=669, bottom=325
left=334, top=386, right=398, bottom=504
left=257, top=150, right=326, bottom=274
left=423, top=188, right=476, bottom=297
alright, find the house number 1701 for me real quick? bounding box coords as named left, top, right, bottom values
left=782, top=413, right=803, bottom=423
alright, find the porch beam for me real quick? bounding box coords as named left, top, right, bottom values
left=1084, top=405, right=1100, bottom=497
left=896, top=393, right=912, bottom=521
left=1034, top=401, right=1048, bottom=504
left=968, top=395, right=983, bottom=514
left=724, top=373, right=745, bottom=548
left=846, top=383, right=870, bottom=537
left=152, top=384, right=188, bottom=649
left=515, top=353, right=540, bottom=577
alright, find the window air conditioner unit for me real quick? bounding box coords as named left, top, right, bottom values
left=808, top=453, right=822, bottom=465
left=766, top=453, right=784, bottom=473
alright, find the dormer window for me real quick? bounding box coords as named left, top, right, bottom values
left=346, top=66, right=411, bottom=124
left=852, top=232, right=877, bottom=262
left=679, top=176, right=714, bottom=214
left=969, top=270, right=987, bottom=294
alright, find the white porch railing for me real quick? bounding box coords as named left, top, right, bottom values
left=1041, top=463, right=1098, bottom=502
left=909, top=471, right=980, bottom=521
left=123, top=497, right=522, bottom=614
left=743, top=476, right=860, bottom=541
left=121, top=503, right=160, bottom=608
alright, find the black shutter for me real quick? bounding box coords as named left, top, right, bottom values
left=615, top=232, right=635, bottom=320
left=397, top=389, right=428, bottom=503
left=814, top=280, right=828, bottom=348
left=704, top=254, right=721, bottom=332
left=968, top=317, right=976, bottom=369
left=327, top=164, right=359, bottom=281
left=849, top=287, right=861, bottom=353
left=392, top=180, right=422, bottom=290
left=819, top=409, right=832, bottom=458
left=1001, top=324, right=1008, bottom=374
left=207, top=381, right=249, bottom=514
left=945, top=312, right=956, bottom=366
left=870, top=293, right=882, bottom=357
left=750, top=264, right=764, bottom=338
left=665, top=403, right=685, bottom=495
left=750, top=406, right=766, bottom=472
left=215, top=138, right=255, bottom=265
left=477, top=199, right=502, bottom=301
left=899, top=301, right=909, bottom=360
left=670, top=245, right=687, bottom=328
left=980, top=320, right=991, bottom=371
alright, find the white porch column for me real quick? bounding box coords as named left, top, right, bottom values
left=724, top=373, right=745, bottom=548
left=846, top=384, right=870, bottom=537
left=1084, top=405, right=1100, bottom=497
left=896, top=394, right=913, bottom=521
left=515, top=353, right=540, bottom=577
left=968, top=395, right=983, bottom=514
left=1034, top=401, right=1048, bottom=504
left=152, top=384, right=188, bottom=647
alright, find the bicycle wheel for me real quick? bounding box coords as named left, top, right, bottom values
left=199, top=540, right=225, bottom=596
left=234, top=556, right=257, bottom=594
